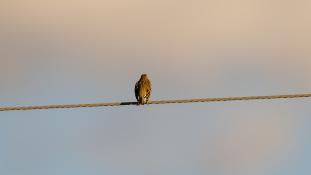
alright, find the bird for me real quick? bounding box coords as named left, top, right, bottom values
left=135, top=74, right=152, bottom=105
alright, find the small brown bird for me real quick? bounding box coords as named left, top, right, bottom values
left=135, top=74, right=152, bottom=105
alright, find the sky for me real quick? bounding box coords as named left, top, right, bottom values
left=0, top=0, right=310, bottom=175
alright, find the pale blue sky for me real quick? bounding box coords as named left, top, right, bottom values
left=0, top=0, right=310, bottom=174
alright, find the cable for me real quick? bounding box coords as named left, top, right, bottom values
left=0, top=93, right=310, bottom=111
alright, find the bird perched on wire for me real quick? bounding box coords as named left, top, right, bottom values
left=135, top=74, right=152, bottom=105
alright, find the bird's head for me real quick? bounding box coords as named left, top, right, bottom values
left=141, top=74, right=148, bottom=78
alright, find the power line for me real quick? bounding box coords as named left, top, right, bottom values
left=0, top=93, right=310, bottom=112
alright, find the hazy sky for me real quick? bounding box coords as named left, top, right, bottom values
left=0, top=1, right=310, bottom=175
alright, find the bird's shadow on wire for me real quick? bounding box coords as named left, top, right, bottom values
left=120, top=102, right=138, bottom=106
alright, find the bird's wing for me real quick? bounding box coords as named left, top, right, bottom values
left=145, top=79, right=152, bottom=99
left=135, top=81, right=139, bottom=101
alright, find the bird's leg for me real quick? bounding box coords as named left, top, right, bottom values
left=137, top=97, right=141, bottom=105
left=141, top=98, right=146, bottom=105
left=139, top=97, right=144, bottom=105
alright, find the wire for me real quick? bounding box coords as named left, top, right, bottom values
left=0, top=93, right=310, bottom=112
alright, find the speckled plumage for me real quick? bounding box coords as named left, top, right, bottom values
left=135, top=74, right=152, bottom=105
